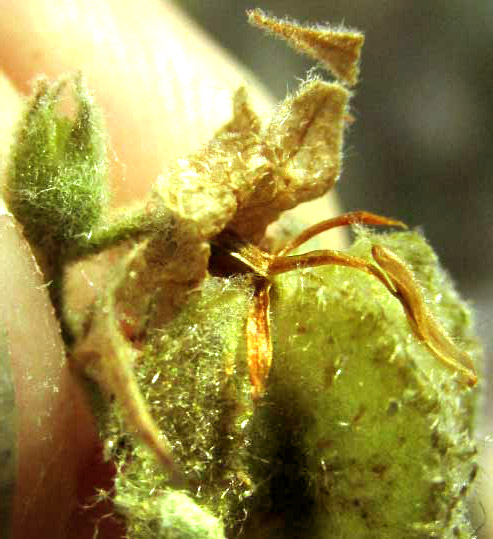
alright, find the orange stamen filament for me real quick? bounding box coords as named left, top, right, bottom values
left=276, top=210, right=407, bottom=256
left=242, top=211, right=476, bottom=403
left=246, top=281, right=273, bottom=400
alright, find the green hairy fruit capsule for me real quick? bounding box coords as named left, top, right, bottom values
left=250, top=230, right=479, bottom=539
left=4, top=75, right=108, bottom=256
left=105, top=276, right=253, bottom=537
left=104, top=230, right=479, bottom=539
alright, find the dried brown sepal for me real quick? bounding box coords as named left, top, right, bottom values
left=372, top=245, right=477, bottom=387
left=146, top=221, right=211, bottom=285
left=152, top=87, right=266, bottom=283
left=154, top=87, right=264, bottom=241
left=154, top=78, right=351, bottom=276
left=73, top=244, right=182, bottom=482
left=229, top=80, right=350, bottom=241
left=246, top=280, right=273, bottom=400
left=247, top=8, right=364, bottom=86
left=215, top=86, right=261, bottom=137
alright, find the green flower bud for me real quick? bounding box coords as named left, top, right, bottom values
left=4, top=75, right=108, bottom=256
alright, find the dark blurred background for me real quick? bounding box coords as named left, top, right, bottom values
left=174, top=0, right=492, bottom=530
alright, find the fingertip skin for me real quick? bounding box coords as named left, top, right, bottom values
left=0, top=212, right=100, bottom=539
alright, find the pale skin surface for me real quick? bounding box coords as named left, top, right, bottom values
left=0, top=1, right=346, bottom=538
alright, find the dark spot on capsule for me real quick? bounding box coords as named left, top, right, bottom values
left=386, top=399, right=399, bottom=416
left=469, top=463, right=478, bottom=483
left=323, top=364, right=337, bottom=389
left=396, top=435, right=406, bottom=448
left=459, top=484, right=468, bottom=497
left=316, top=438, right=334, bottom=451
left=371, top=463, right=388, bottom=479
left=296, top=323, right=308, bottom=334
left=430, top=427, right=447, bottom=455
left=352, top=405, right=366, bottom=424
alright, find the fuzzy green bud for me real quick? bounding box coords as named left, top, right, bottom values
left=4, top=75, right=108, bottom=255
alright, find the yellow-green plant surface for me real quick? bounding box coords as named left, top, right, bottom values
left=104, top=229, right=479, bottom=539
